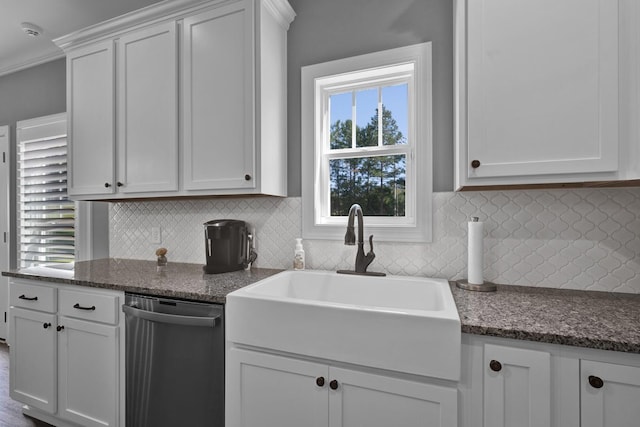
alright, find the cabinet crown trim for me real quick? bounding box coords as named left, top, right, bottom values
left=263, top=0, right=296, bottom=29
left=54, top=0, right=228, bottom=50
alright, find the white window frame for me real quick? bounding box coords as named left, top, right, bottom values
left=302, top=43, right=432, bottom=242
left=16, top=113, right=96, bottom=268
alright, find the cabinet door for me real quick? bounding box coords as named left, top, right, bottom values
left=182, top=2, right=256, bottom=191
left=9, top=307, right=57, bottom=413
left=484, top=343, right=551, bottom=427
left=581, top=360, right=640, bottom=427
left=0, top=126, right=8, bottom=341
left=118, top=21, right=178, bottom=194
left=460, top=0, right=618, bottom=184
left=226, top=348, right=328, bottom=427
left=328, top=367, right=457, bottom=427
left=57, top=316, right=119, bottom=427
left=67, top=41, right=116, bottom=196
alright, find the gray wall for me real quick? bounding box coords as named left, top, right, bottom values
left=0, top=59, right=67, bottom=268
left=287, top=0, right=454, bottom=195
left=1, top=0, right=454, bottom=266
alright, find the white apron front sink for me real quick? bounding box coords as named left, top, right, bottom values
left=226, top=270, right=461, bottom=380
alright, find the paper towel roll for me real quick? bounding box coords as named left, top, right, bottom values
left=468, top=218, right=484, bottom=285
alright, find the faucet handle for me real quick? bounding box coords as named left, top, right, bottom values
left=363, top=235, right=376, bottom=268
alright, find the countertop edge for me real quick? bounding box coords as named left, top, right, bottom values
left=4, top=264, right=640, bottom=354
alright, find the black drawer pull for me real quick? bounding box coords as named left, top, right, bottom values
left=316, top=377, right=325, bottom=387
left=43, top=322, right=51, bottom=329
left=19, top=294, right=38, bottom=301
left=73, top=303, right=96, bottom=311
left=329, top=380, right=339, bottom=390
left=57, top=325, right=65, bottom=332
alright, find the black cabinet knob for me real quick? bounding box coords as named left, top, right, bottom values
left=316, top=377, right=325, bottom=387
left=471, top=160, right=481, bottom=169
left=116, top=182, right=124, bottom=187
left=244, top=174, right=251, bottom=181
left=57, top=325, right=65, bottom=332
left=329, top=380, right=339, bottom=390
left=489, top=360, right=502, bottom=372
left=588, top=375, right=604, bottom=389
left=104, top=182, right=111, bottom=188
left=43, top=322, right=51, bottom=329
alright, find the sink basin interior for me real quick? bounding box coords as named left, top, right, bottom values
left=246, top=270, right=446, bottom=312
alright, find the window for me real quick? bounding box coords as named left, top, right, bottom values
left=302, top=43, right=432, bottom=242
left=17, top=114, right=75, bottom=268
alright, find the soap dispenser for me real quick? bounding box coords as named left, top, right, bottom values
left=293, top=238, right=305, bottom=270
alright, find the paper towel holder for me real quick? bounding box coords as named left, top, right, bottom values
left=456, top=216, right=497, bottom=292
left=456, top=279, right=497, bottom=292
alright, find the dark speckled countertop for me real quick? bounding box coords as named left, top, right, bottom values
left=2, top=258, right=283, bottom=304
left=451, top=282, right=640, bottom=353
left=3, top=258, right=640, bottom=353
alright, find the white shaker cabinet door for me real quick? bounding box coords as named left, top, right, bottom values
left=57, top=316, right=119, bottom=427
left=458, top=0, right=619, bottom=186
left=117, top=21, right=179, bottom=194
left=67, top=41, right=116, bottom=196
left=226, top=348, right=328, bottom=427
left=581, top=359, right=640, bottom=427
left=9, top=307, right=57, bottom=414
left=329, top=367, right=457, bottom=427
left=483, top=343, right=551, bottom=427
left=182, top=1, right=256, bottom=191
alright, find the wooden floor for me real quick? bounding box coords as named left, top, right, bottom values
left=0, top=343, right=53, bottom=427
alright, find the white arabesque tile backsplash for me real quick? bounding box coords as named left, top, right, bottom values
left=110, top=188, right=640, bottom=294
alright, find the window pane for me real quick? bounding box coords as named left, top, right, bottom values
left=381, top=84, right=408, bottom=145
left=329, top=154, right=406, bottom=217
left=329, top=92, right=352, bottom=149
left=355, top=88, right=378, bottom=147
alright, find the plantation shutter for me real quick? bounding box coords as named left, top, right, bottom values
left=17, top=115, right=74, bottom=268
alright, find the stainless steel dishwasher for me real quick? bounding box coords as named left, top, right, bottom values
left=123, top=293, right=224, bottom=427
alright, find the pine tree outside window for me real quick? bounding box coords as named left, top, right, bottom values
left=302, top=43, right=433, bottom=242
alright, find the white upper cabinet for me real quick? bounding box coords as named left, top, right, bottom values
left=67, top=41, right=115, bottom=196
left=455, top=0, right=623, bottom=189
left=182, top=2, right=255, bottom=191
left=56, top=0, right=294, bottom=200
left=117, top=21, right=179, bottom=194
left=181, top=0, right=291, bottom=196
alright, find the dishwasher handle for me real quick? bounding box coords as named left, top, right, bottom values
left=122, top=304, right=221, bottom=328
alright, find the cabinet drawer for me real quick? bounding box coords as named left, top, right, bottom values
left=58, top=289, right=119, bottom=325
left=10, top=281, right=56, bottom=313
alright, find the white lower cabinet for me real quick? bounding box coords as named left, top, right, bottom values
left=57, top=316, right=119, bottom=427
left=460, top=334, right=640, bottom=427
left=8, top=279, right=123, bottom=427
left=581, top=360, right=640, bottom=427
left=483, top=344, right=551, bottom=427
left=9, top=307, right=57, bottom=413
left=227, top=347, right=457, bottom=427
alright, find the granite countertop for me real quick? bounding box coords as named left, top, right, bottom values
left=4, top=258, right=640, bottom=353
left=451, top=282, right=640, bottom=353
left=2, top=258, right=283, bottom=304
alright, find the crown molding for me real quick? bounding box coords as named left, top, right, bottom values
left=0, top=50, right=65, bottom=78
left=53, top=0, right=214, bottom=50
left=263, top=0, right=296, bottom=30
